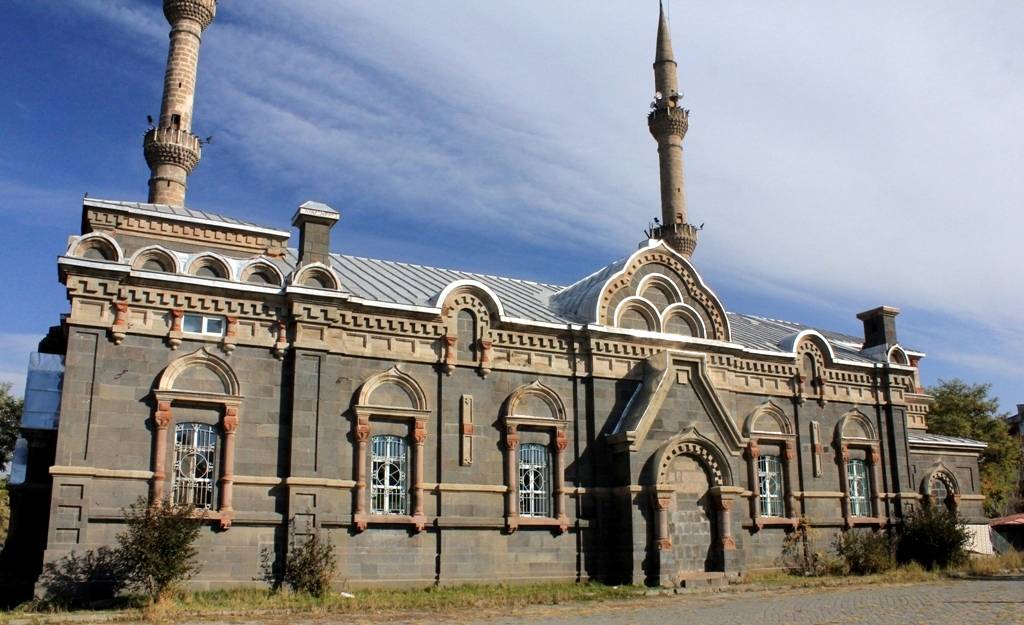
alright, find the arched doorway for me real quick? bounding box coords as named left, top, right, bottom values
left=650, top=434, right=735, bottom=586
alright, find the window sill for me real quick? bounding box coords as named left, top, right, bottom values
left=353, top=513, right=427, bottom=532
left=506, top=514, right=569, bottom=533
left=847, top=515, right=885, bottom=528
left=744, top=516, right=798, bottom=530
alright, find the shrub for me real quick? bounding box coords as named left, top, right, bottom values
left=116, top=498, right=202, bottom=601
left=275, top=522, right=337, bottom=597
left=37, top=547, right=126, bottom=609
left=833, top=530, right=893, bottom=575
left=778, top=517, right=841, bottom=576
left=896, top=505, right=969, bottom=570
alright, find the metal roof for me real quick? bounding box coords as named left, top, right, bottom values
left=84, top=198, right=291, bottom=238
left=907, top=431, right=988, bottom=449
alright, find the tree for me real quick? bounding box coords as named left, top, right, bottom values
left=0, top=383, right=23, bottom=470
left=115, top=498, right=202, bottom=602
left=926, top=379, right=1023, bottom=517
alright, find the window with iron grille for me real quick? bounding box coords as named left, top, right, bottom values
left=371, top=435, right=408, bottom=515
left=758, top=454, right=785, bottom=517
left=518, top=443, right=551, bottom=517
left=930, top=477, right=950, bottom=509
left=172, top=422, right=217, bottom=509
left=846, top=458, right=872, bottom=517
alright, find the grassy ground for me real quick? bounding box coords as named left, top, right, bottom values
left=5, top=552, right=1022, bottom=623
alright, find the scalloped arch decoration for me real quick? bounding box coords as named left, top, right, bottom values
left=357, top=366, right=428, bottom=412
left=156, top=347, right=240, bottom=396
left=921, top=466, right=959, bottom=495
left=597, top=246, right=729, bottom=341
left=241, top=261, right=284, bottom=286
left=505, top=380, right=566, bottom=421
left=71, top=232, right=123, bottom=262
left=131, top=245, right=178, bottom=273
left=654, top=432, right=732, bottom=486
left=292, top=262, right=339, bottom=290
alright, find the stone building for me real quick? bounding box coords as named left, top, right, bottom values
left=6, top=1, right=989, bottom=594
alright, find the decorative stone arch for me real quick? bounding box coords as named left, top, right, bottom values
left=660, top=303, right=706, bottom=338
left=131, top=245, right=179, bottom=273
left=614, top=296, right=662, bottom=333
left=787, top=333, right=832, bottom=405
left=743, top=402, right=798, bottom=527
left=501, top=380, right=569, bottom=532
left=920, top=465, right=960, bottom=511
left=834, top=409, right=883, bottom=526
left=151, top=348, right=242, bottom=529
left=636, top=273, right=683, bottom=310
left=888, top=345, right=909, bottom=366
left=437, top=281, right=502, bottom=377
left=351, top=366, right=430, bottom=531
left=291, top=261, right=339, bottom=290
left=650, top=430, right=738, bottom=560
left=187, top=253, right=232, bottom=280
left=595, top=244, right=731, bottom=342
left=70, top=232, right=123, bottom=262
left=240, top=260, right=284, bottom=286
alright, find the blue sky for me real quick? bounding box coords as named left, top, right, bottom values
left=1, top=1, right=1021, bottom=413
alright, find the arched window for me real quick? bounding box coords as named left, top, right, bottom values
left=172, top=422, right=217, bottom=510
left=191, top=257, right=228, bottom=280
left=641, top=284, right=673, bottom=310
left=142, top=258, right=170, bottom=272
left=929, top=478, right=948, bottom=505
left=456, top=309, right=477, bottom=362
left=82, top=245, right=111, bottom=261
left=846, top=459, right=872, bottom=517
left=664, top=313, right=695, bottom=337
left=619, top=306, right=654, bottom=332
left=247, top=270, right=274, bottom=285
left=371, top=435, right=408, bottom=515
left=758, top=455, right=785, bottom=517
left=518, top=443, right=551, bottom=518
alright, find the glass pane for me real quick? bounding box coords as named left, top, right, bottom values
left=182, top=314, right=203, bottom=333
left=370, top=435, right=407, bottom=515
left=205, top=317, right=225, bottom=335
left=172, top=422, right=217, bottom=510
left=758, top=455, right=784, bottom=517
left=518, top=443, right=550, bottom=517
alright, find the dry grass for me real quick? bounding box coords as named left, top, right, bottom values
left=961, top=550, right=1024, bottom=577
left=743, top=562, right=940, bottom=590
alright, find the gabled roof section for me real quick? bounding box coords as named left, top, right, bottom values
left=908, top=431, right=988, bottom=450
left=727, top=312, right=879, bottom=364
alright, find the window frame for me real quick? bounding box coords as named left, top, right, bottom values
left=171, top=422, right=219, bottom=510
left=182, top=313, right=226, bottom=337
left=517, top=442, right=552, bottom=518
left=369, top=434, right=409, bottom=516
left=757, top=454, right=785, bottom=518
left=846, top=458, right=872, bottom=517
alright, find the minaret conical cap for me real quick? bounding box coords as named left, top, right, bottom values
left=656, top=2, right=675, bottom=64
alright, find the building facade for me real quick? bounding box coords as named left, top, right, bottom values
left=7, top=1, right=988, bottom=594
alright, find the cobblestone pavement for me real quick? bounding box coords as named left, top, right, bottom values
left=98, top=578, right=1023, bottom=625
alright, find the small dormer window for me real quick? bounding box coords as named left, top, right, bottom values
left=183, top=314, right=225, bottom=337
left=171, top=114, right=182, bottom=129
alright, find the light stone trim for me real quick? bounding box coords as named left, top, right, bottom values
left=284, top=477, right=356, bottom=488
left=50, top=466, right=154, bottom=480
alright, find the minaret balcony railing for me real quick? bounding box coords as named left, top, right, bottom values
left=164, top=0, right=217, bottom=30
left=143, top=127, right=202, bottom=173
left=647, top=106, right=689, bottom=139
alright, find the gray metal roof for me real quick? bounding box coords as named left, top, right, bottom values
left=907, top=432, right=988, bottom=449
left=85, top=198, right=291, bottom=238
left=549, top=255, right=630, bottom=323
left=727, top=313, right=877, bottom=363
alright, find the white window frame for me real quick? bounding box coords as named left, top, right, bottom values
left=846, top=458, right=872, bottom=517
left=182, top=313, right=225, bottom=337
left=370, top=435, right=408, bottom=515
left=518, top=443, right=551, bottom=518
left=171, top=422, right=217, bottom=510
left=758, top=454, right=785, bottom=517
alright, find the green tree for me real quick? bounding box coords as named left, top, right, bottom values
left=116, top=498, right=202, bottom=602
left=0, top=383, right=23, bottom=469
left=926, top=379, right=1023, bottom=517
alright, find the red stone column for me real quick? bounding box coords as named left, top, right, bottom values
left=504, top=425, right=519, bottom=531
left=152, top=401, right=173, bottom=502
left=412, top=419, right=427, bottom=531
left=746, top=441, right=761, bottom=527
left=839, top=444, right=851, bottom=526
left=782, top=439, right=798, bottom=519
left=717, top=495, right=736, bottom=550
left=353, top=416, right=370, bottom=531
left=219, top=405, right=238, bottom=529
left=655, top=495, right=672, bottom=550
left=553, top=429, right=568, bottom=531
left=869, top=445, right=883, bottom=520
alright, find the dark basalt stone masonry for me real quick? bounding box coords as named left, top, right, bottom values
left=3, top=1, right=986, bottom=597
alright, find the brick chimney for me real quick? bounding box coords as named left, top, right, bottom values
left=856, top=306, right=900, bottom=349
left=292, top=201, right=339, bottom=266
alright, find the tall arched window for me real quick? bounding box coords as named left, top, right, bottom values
left=456, top=309, right=477, bottom=362
left=518, top=443, right=551, bottom=517
left=846, top=459, right=872, bottom=517
left=371, top=435, right=408, bottom=515
left=172, top=423, right=217, bottom=509
left=758, top=455, right=785, bottom=517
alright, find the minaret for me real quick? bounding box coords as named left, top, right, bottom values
left=143, top=0, right=217, bottom=206
left=647, top=3, right=698, bottom=257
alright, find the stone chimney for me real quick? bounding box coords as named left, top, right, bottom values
left=856, top=306, right=900, bottom=349
left=144, top=0, right=217, bottom=206
left=292, top=201, right=340, bottom=266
